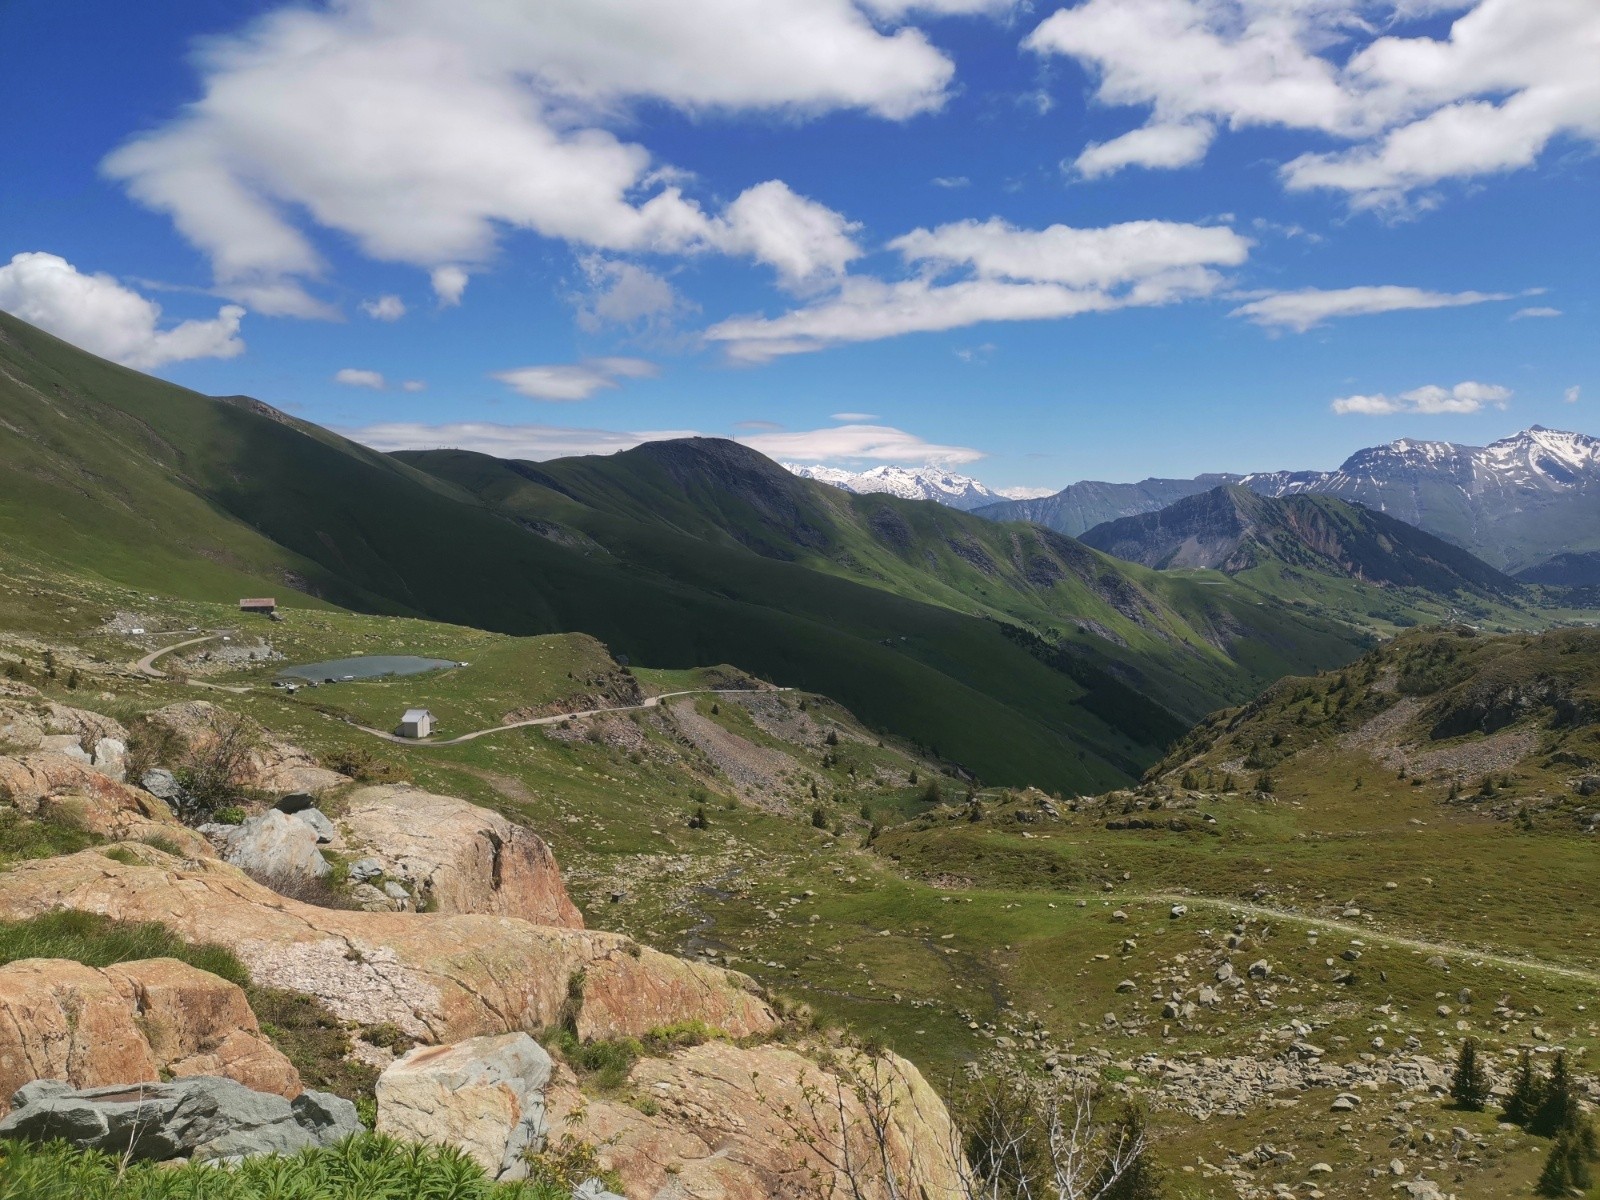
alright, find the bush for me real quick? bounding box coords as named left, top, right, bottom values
left=319, top=746, right=411, bottom=785
left=0, top=1133, right=568, bottom=1200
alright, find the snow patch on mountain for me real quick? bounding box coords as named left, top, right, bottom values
left=783, top=462, right=1047, bottom=510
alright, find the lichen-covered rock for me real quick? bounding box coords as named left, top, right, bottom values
left=549, top=1042, right=965, bottom=1200
left=339, top=784, right=582, bottom=928
left=0, top=701, right=127, bottom=760
left=0, top=849, right=776, bottom=1046
left=0, top=1076, right=332, bottom=1162
left=0, top=957, right=299, bottom=1112
left=376, top=1034, right=551, bottom=1178
left=34, top=783, right=215, bottom=858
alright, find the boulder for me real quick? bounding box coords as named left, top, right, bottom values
left=548, top=1042, right=966, bottom=1200
left=0, top=849, right=776, bottom=1045
left=208, top=810, right=331, bottom=881
left=0, top=702, right=127, bottom=762
left=338, top=785, right=583, bottom=928
left=0, top=1076, right=337, bottom=1162
left=376, top=1033, right=551, bottom=1178
left=292, top=808, right=338, bottom=844
left=0, top=957, right=300, bottom=1112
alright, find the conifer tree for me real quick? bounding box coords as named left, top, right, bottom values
left=1504, top=1050, right=1545, bottom=1128
left=1449, top=1039, right=1490, bottom=1111
left=1532, top=1051, right=1579, bottom=1138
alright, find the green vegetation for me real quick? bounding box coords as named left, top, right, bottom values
left=0, top=1135, right=565, bottom=1200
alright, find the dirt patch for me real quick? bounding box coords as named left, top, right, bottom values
left=666, top=700, right=813, bottom=812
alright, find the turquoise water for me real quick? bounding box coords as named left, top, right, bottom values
left=277, top=655, right=457, bottom=682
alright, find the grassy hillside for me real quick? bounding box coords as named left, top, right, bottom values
left=2, top=564, right=1595, bottom=1198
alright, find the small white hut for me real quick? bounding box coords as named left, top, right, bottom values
left=397, top=708, right=434, bottom=739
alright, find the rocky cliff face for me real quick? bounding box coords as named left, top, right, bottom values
left=0, top=957, right=300, bottom=1111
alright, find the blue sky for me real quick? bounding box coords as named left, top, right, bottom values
left=1, top=0, right=1595, bottom=490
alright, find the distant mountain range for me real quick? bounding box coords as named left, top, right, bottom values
left=1079, top=485, right=1517, bottom=598
left=783, top=462, right=1053, bottom=511
left=977, top=427, right=1600, bottom=579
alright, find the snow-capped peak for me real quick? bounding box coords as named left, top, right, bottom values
left=783, top=462, right=1045, bottom=511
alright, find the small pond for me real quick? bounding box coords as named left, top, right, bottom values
left=276, top=655, right=459, bottom=682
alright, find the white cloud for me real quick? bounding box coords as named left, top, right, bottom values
left=713, top=180, right=862, bottom=290
left=1566, top=385, right=1581, bottom=404
left=831, top=412, right=879, bottom=421
left=1511, top=306, right=1562, bottom=319
left=343, top=420, right=699, bottom=460
left=737, top=423, right=983, bottom=465
left=1331, top=380, right=1512, bottom=415
left=1230, top=285, right=1513, bottom=332
left=861, top=0, right=1014, bottom=15
left=335, top=368, right=386, bottom=389
left=1024, top=0, right=1600, bottom=207
left=932, top=176, right=970, bottom=188
left=401, top=379, right=427, bottom=392
left=100, top=0, right=950, bottom=310
left=0, top=251, right=245, bottom=370
left=360, top=294, right=406, bottom=321
left=1073, top=121, right=1214, bottom=179
left=493, top=357, right=658, bottom=401
left=890, top=217, right=1249, bottom=287
left=431, top=267, right=469, bottom=308
left=572, top=257, right=692, bottom=333
left=707, top=276, right=1122, bottom=362
left=708, top=216, right=1248, bottom=361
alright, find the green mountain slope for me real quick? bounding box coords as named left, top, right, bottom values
left=7, top=310, right=1348, bottom=791
left=398, top=441, right=1371, bottom=723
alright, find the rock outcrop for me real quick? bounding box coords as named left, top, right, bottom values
left=0, top=1076, right=360, bottom=1162
left=375, top=1033, right=551, bottom=1178
left=0, top=848, right=775, bottom=1045
left=142, top=701, right=347, bottom=795
left=0, top=957, right=300, bottom=1111
left=0, top=759, right=213, bottom=858
left=338, top=784, right=583, bottom=928
left=546, top=1042, right=965, bottom=1200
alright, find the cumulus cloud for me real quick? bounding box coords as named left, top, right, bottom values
left=360, top=294, right=406, bottom=320
left=1511, top=306, right=1562, bottom=319
left=493, top=357, right=658, bottom=401
left=1025, top=0, right=1600, bottom=207
left=343, top=420, right=698, bottom=460
left=713, top=180, right=862, bottom=290
left=1331, top=380, right=1512, bottom=415
left=334, top=368, right=386, bottom=389
left=737, top=423, right=983, bottom=465
left=1072, top=121, right=1214, bottom=179
left=100, top=0, right=947, bottom=312
left=708, top=216, right=1249, bottom=361
left=572, top=257, right=693, bottom=333
left=0, top=251, right=245, bottom=370
left=1230, top=285, right=1513, bottom=332
left=431, top=267, right=469, bottom=308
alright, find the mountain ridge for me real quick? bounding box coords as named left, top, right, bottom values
left=976, top=426, right=1600, bottom=574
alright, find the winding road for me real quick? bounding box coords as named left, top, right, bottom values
left=350, top=688, right=783, bottom=746
left=134, top=631, right=782, bottom=745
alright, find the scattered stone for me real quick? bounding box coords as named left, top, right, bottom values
left=0, top=1076, right=340, bottom=1162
